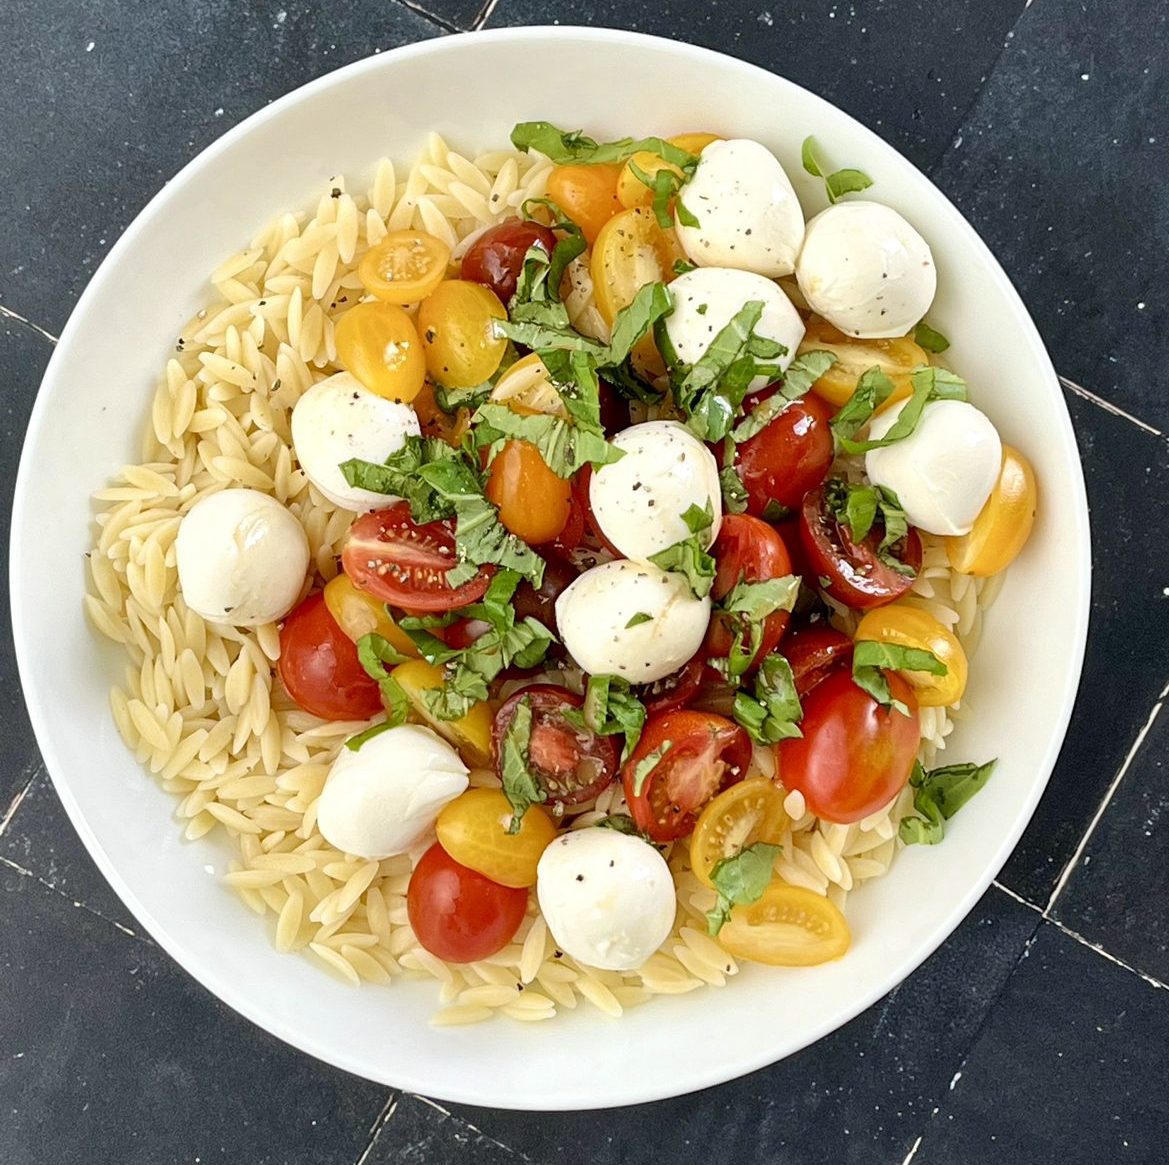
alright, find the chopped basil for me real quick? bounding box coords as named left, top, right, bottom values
left=648, top=500, right=716, bottom=598
left=673, top=258, right=697, bottom=275
left=719, top=465, right=749, bottom=515
left=433, top=382, right=493, bottom=415
left=762, top=499, right=793, bottom=522
left=354, top=634, right=413, bottom=729
left=595, top=813, right=642, bottom=836
left=627, top=157, right=694, bottom=231
left=631, top=741, right=672, bottom=797
left=344, top=719, right=398, bottom=753
left=706, top=841, right=782, bottom=935
left=801, top=136, right=874, bottom=204
left=498, top=697, right=546, bottom=833
left=731, top=350, right=837, bottom=443
left=835, top=366, right=968, bottom=455
left=713, top=576, right=801, bottom=681
left=733, top=654, right=803, bottom=745
left=567, top=674, right=647, bottom=762
left=913, top=321, right=951, bottom=354
left=900, top=759, right=997, bottom=845
left=625, top=612, right=653, bottom=628
left=828, top=367, right=896, bottom=446
left=823, top=478, right=914, bottom=577
left=851, top=639, right=947, bottom=715
left=473, top=403, right=624, bottom=478
left=511, top=122, right=698, bottom=171
left=675, top=195, right=700, bottom=229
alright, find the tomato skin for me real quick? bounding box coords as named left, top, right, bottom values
left=777, top=669, right=921, bottom=824
left=783, top=624, right=854, bottom=697
left=436, top=788, right=556, bottom=888
left=484, top=439, right=573, bottom=545
left=689, top=778, right=789, bottom=889
left=278, top=592, right=383, bottom=721
left=334, top=302, right=426, bottom=403
left=407, top=842, right=528, bottom=963
left=798, top=315, right=928, bottom=411
left=734, top=393, right=835, bottom=518
left=491, top=685, right=619, bottom=807
left=342, top=502, right=493, bottom=612
left=461, top=219, right=557, bottom=304
left=546, top=164, right=623, bottom=245
left=391, top=658, right=493, bottom=768
left=572, top=466, right=622, bottom=557
left=718, top=883, right=851, bottom=966
left=799, top=487, right=922, bottom=611
left=639, top=656, right=706, bottom=717
left=416, top=280, right=508, bottom=389
left=854, top=603, right=968, bottom=708
left=946, top=444, right=1038, bottom=577
left=623, top=710, right=752, bottom=842
left=512, top=555, right=579, bottom=635
left=322, top=573, right=419, bottom=658
left=704, top=514, right=793, bottom=667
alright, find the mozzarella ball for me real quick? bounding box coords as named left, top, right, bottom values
left=865, top=399, right=1003, bottom=536
left=555, top=559, right=711, bottom=683
left=536, top=827, right=676, bottom=971
left=291, top=371, right=420, bottom=511
left=589, top=421, right=722, bottom=560
left=175, top=488, right=308, bottom=626
left=795, top=200, right=937, bottom=338
left=675, top=139, right=806, bottom=277
left=316, top=724, right=469, bottom=860
left=664, top=267, right=805, bottom=388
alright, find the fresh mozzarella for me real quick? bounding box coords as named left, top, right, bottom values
left=795, top=200, right=937, bottom=339
left=664, top=267, right=805, bottom=388
left=316, top=724, right=469, bottom=860
left=674, top=139, right=805, bottom=277
left=554, top=559, right=711, bottom=683
left=536, top=827, right=676, bottom=971
left=865, top=400, right=1002, bottom=536
left=175, top=488, right=308, bottom=626
left=589, top=421, right=721, bottom=560
left=291, top=371, right=420, bottom=511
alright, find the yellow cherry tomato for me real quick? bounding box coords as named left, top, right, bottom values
left=334, top=301, right=426, bottom=403
left=322, top=574, right=419, bottom=659
left=546, top=163, right=623, bottom=245
left=436, top=788, right=557, bottom=888
left=854, top=602, right=968, bottom=707
left=689, top=778, right=790, bottom=890
left=416, top=280, right=508, bottom=389
left=615, top=132, right=720, bottom=210
left=946, top=445, right=1038, bottom=577
left=798, top=315, right=929, bottom=412
left=358, top=230, right=450, bottom=304
left=390, top=658, right=493, bottom=768
left=489, top=353, right=568, bottom=418
left=485, top=440, right=572, bottom=545
left=717, top=883, right=851, bottom=966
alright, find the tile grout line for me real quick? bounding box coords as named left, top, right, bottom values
left=353, top=1093, right=400, bottom=1165
left=1044, top=916, right=1168, bottom=993
left=0, top=764, right=43, bottom=840
left=0, top=303, right=59, bottom=345
left=386, top=0, right=462, bottom=33
left=992, top=879, right=1042, bottom=913
left=1060, top=375, right=1163, bottom=438
left=472, top=0, right=502, bottom=30
left=408, top=1094, right=536, bottom=1161
left=1044, top=677, right=1169, bottom=914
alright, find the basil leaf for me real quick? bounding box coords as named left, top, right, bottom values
left=628, top=158, right=687, bottom=231
left=762, top=500, right=792, bottom=522
left=511, top=122, right=697, bottom=170
left=719, top=465, right=749, bottom=514
left=473, top=403, right=624, bottom=478
left=845, top=484, right=879, bottom=543
left=433, top=382, right=494, bottom=415
left=801, top=136, right=874, bottom=205
left=675, top=196, right=700, bottom=229
left=498, top=698, right=546, bottom=832
left=823, top=479, right=916, bottom=578
left=631, top=741, right=672, bottom=797
left=345, top=718, right=399, bottom=753
left=706, top=841, right=782, bottom=936
left=595, top=813, right=642, bottom=836
left=650, top=538, right=715, bottom=598
left=837, top=366, right=968, bottom=455
left=732, top=350, right=837, bottom=442
left=913, top=321, right=951, bottom=354
left=852, top=639, right=946, bottom=715
left=900, top=758, right=997, bottom=845
left=733, top=654, right=803, bottom=745
left=828, top=367, right=896, bottom=445
left=673, top=258, right=697, bottom=276
left=603, top=281, right=674, bottom=368
left=354, top=634, right=414, bottom=730
left=716, top=576, right=801, bottom=682
left=625, top=612, right=653, bottom=628
left=574, top=673, right=648, bottom=762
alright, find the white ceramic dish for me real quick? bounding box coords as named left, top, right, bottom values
left=10, top=27, right=1090, bottom=1109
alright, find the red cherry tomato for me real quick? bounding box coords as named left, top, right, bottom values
left=406, top=842, right=528, bottom=963
left=512, top=556, right=579, bottom=635
left=443, top=617, right=492, bottom=651
left=704, top=514, right=793, bottom=668
left=639, top=656, right=706, bottom=717
left=597, top=379, right=631, bottom=436
left=460, top=219, right=557, bottom=304
left=545, top=488, right=586, bottom=556
left=341, top=502, right=493, bottom=612
left=734, top=393, right=835, bottom=518
left=491, top=685, right=619, bottom=807
left=783, top=624, right=855, bottom=696
left=277, top=592, right=382, bottom=721
left=777, top=669, right=921, bottom=823
left=623, top=710, right=752, bottom=842
left=799, top=487, right=922, bottom=611
left=572, top=466, right=622, bottom=557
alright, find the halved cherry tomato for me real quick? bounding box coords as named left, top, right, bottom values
left=391, top=658, right=493, bottom=767
left=704, top=514, right=793, bottom=668
left=491, top=685, right=619, bottom=808
left=342, top=502, right=493, bottom=612
left=411, top=381, right=470, bottom=446
left=546, top=163, right=623, bottom=245
left=946, top=444, right=1038, bottom=577
left=484, top=439, right=572, bottom=545
left=512, top=555, right=579, bottom=634
left=442, top=617, right=491, bottom=651
left=798, top=316, right=928, bottom=411
left=334, top=302, right=426, bottom=402
left=639, top=656, right=706, bottom=717
left=436, top=788, right=557, bottom=888
left=734, top=393, right=835, bottom=519
left=461, top=219, right=557, bottom=304
left=854, top=602, right=968, bottom=707
left=359, top=230, right=450, bottom=304
left=689, top=778, right=789, bottom=889
left=623, top=710, right=752, bottom=842
left=783, top=624, right=854, bottom=697
left=799, top=486, right=922, bottom=611
left=322, top=573, right=419, bottom=659
left=718, top=883, right=851, bottom=966
left=777, top=668, right=920, bottom=823
left=277, top=592, right=382, bottom=721
left=489, top=353, right=567, bottom=418
left=615, top=132, right=719, bottom=209
left=407, top=842, right=528, bottom=963
left=417, top=280, right=508, bottom=388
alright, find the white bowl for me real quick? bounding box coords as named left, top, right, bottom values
left=10, top=27, right=1090, bottom=1109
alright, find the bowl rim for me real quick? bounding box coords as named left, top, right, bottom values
left=11, top=24, right=1091, bottom=1108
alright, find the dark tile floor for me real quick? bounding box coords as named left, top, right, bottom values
left=3, top=2, right=1167, bottom=1163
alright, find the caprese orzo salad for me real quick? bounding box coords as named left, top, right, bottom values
left=88, top=122, right=1037, bottom=1023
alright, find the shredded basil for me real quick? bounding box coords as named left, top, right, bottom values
left=631, top=742, right=672, bottom=797
left=344, top=719, right=398, bottom=753
left=595, top=814, right=642, bottom=836
left=499, top=697, right=546, bottom=833
left=625, top=612, right=653, bottom=629
left=473, top=403, right=623, bottom=478
left=712, top=576, right=801, bottom=682
left=565, top=674, right=647, bottom=763
left=913, top=321, right=951, bottom=354
left=801, top=136, right=874, bottom=204
left=511, top=121, right=698, bottom=171
left=706, top=842, right=782, bottom=935
left=823, top=478, right=915, bottom=577
left=354, top=634, right=413, bottom=730
left=733, top=654, right=803, bottom=745
left=648, top=501, right=716, bottom=598
left=732, top=350, right=837, bottom=442
left=835, top=366, right=968, bottom=455
left=900, top=759, right=996, bottom=845
left=851, top=639, right=947, bottom=715
left=719, top=466, right=749, bottom=515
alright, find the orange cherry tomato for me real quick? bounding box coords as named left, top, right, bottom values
left=484, top=440, right=572, bottom=545
left=946, top=445, right=1038, bottom=577
left=412, top=381, right=470, bottom=446
left=358, top=230, right=450, bottom=304
left=546, top=163, right=623, bottom=245
left=334, top=302, right=426, bottom=403
left=416, top=280, right=508, bottom=388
